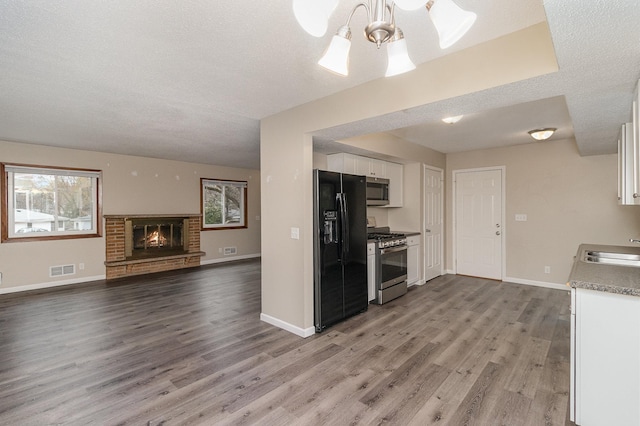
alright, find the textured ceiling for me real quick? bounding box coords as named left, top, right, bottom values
left=0, top=1, right=638, bottom=169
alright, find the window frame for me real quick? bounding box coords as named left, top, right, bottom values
left=200, top=178, right=248, bottom=230
left=1, top=163, right=103, bottom=243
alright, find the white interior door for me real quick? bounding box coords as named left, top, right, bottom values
left=423, top=167, right=443, bottom=282
left=455, top=168, right=503, bottom=280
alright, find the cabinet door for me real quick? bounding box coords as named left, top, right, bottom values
left=327, top=153, right=357, bottom=174
left=385, top=162, right=403, bottom=207
left=633, top=85, right=640, bottom=204
left=355, top=157, right=373, bottom=176
left=575, top=289, right=640, bottom=425
left=407, top=243, right=419, bottom=285
left=619, top=123, right=635, bottom=204
left=367, top=243, right=376, bottom=301
left=369, top=159, right=386, bottom=177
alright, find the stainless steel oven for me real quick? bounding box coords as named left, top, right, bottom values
left=368, top=229, right=408, bottom=304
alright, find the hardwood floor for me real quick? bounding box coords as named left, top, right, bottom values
left=0, top=259, right=573, bottom=425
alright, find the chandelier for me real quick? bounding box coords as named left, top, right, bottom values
left=293, top=0, right=477, bottom=77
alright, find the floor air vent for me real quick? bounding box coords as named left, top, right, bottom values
left=50, top=264, right=75, bottom=277
left=223, top=247, right=237, bottom=255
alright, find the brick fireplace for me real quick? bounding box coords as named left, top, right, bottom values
left=104, top=214, right=204, bottom=279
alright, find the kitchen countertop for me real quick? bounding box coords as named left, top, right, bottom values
left=568, top=243, right=640, bottom=297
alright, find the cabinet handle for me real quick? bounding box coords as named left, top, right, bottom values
left=496, top=231, right=501, bottom=236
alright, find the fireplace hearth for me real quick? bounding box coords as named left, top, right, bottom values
left=104, top=214, right=204, bottom=279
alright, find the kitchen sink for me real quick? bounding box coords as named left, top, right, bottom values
left=582, top=250, right=640, bottom=267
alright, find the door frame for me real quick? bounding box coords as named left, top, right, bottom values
left=423, top=165, right=444, bottom=282
left=452, top=166, right=506, bottom=280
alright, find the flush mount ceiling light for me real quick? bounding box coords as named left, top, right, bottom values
left=528, top=128, right=557, bottom=141
left=442, top=114, right=463, bottom=124
left=293, top=0, right=477, bottom=77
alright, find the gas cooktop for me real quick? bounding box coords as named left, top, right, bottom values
left=367, top=232, right=406, bottom=241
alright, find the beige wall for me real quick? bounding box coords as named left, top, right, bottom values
left=446, top=138, right=640, bottom=284
left=0, top=140, right=261, bottom=291
left=261, top=23, right=558, bottom=335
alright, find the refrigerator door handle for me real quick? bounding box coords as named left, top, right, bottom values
left=335, top=193, right=343, bottom=260
left=341, top=193, right=350, bottom=260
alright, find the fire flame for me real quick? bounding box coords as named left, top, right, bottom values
left=147, top=230, right=167, bottom=247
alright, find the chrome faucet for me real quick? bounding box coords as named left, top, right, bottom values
left=630, top=238, right=640, bottom=244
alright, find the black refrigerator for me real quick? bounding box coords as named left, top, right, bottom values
left=313, top=170, right=368, bottom=332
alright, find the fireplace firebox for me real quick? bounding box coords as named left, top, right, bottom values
left=125, top=217, right=189, bottom=259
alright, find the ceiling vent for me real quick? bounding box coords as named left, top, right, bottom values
left=50, top=264, right=75, bottom=277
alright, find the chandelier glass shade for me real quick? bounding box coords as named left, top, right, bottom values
left=292, top=0, right=340, bottom=37
left=318, top=26, right=352, bottom=76
left=427, top=0, right=477, bottom=49
left=293, top=0, right=477, bottom=77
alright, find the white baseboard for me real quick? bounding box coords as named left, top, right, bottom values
left=260, top=313, right=315, bottom=338
left=433, top=271, right=567, bottom=291
left=200, top=253, right=261, bottom=266
left=0, top=255, right=261, bottom=295
left=0, top=275, right=106, bottom=295
left=503, top=276, right=568, bottom=291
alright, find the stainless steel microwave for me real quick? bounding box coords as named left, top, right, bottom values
left=366, top=176, right=390, bottom=206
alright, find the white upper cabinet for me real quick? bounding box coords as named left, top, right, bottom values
left=633, top=83, right=640, bottom=204
left=353, top=155, right=385, bottom=177
left=618, top=123, right=635, bottom=205
left=384, top=161, right=403, bottom=207
left=618, top=80, right=640, bottom=205
left=326, top=153, right=404, bottom=207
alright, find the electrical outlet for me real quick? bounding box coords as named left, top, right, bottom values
left=291, top=227, right=300, bottom=240
left=515, top=214, right=527, bottom=221
left=544, top=266, right=551, bottom=274
left=79, top=263, right=85, bottom=270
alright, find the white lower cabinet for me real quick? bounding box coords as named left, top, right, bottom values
left=571, top=288, right=640, bottom=425
left=367, top=243, right=376, bottom=302
left=407, top=235, right=420, bottom=286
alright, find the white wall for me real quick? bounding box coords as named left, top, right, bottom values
left=0, top=140, right=261, bottom=291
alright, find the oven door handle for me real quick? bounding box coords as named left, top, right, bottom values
left=380, top=245, right=407, bottom=254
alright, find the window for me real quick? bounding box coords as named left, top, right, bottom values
left=1, top=163, right=102, bottom=242
left=201, top=178, right=247, bottom=230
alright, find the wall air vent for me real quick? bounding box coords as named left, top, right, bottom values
left=223, top=247, right=237, bottom=256
left=50, top=264, right=76, bottom=277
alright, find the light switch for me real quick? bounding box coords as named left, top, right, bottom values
left=291, top=227, right=300, bottom=240
left=515, top=214, right=527, bottom=221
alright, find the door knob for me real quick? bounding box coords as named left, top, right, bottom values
left=496, top=231, right=501, bottom=236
